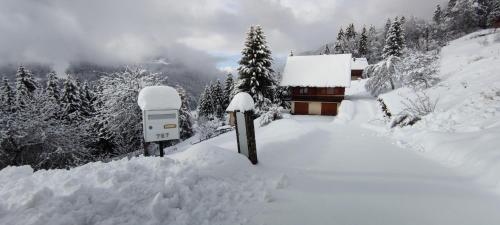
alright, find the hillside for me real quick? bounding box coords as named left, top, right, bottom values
left=380, top=29, right=500, bottom=194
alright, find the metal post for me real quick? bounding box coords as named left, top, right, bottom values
left=158, top=141, right=165, bottom=157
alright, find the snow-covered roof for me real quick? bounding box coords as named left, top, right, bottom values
left=137, top=86, right=181, bottom=110
left=280, top=54, right=352, bottom=88
left=351, top=58, right=369, bottom=70
left=226, top=92, right=255, bottom=112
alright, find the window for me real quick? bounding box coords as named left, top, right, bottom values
left=299, top=87, right=308, bottom=95
left=326, top=88, right=335, bottom=95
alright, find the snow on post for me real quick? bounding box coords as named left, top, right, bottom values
left=226, top=92, right=255, bottom=112
left=226, top=92, right=258, bottom=164
left=138, top=86, right=181, bottom=111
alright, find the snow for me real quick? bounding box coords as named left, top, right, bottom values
left=137, top=86, right=181, bottom=110
left=3, top=31, right=500, bottom=225
left=351, top=57, right=369, bottom=70
left=379, top=29, right=500, bottom=194
left=280, top=54, right=352, bottom=88
left=0, top=146, right=269, bottom=225
left=225, top=92, right=255, bottom=112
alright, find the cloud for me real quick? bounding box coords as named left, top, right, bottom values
left=0, top=0, right=441, bottom=75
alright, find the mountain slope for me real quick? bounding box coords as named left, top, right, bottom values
left=380, top=29, right=500, bottom=194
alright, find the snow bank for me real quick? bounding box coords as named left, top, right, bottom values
left=334, top=100, right=355, bottom=123
left=137, top=86, right=181, bottom=110
left=380, top=29, right=500, bottom=194
left=226, top=92, right=254, bottom=112
left=280, top=54, right=352, bottom=88
left=0, top=145, right=269, bottom=225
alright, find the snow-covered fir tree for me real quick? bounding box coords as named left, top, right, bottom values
left=79, top=81, right=95, bottom=117
left=367, top=25, right=382, bottom=63
left=211, top=80, right=225, bottom=119
left=433, top=4, right=444, bottom=25
left=60, top=76, right=82, bottom=122
left=488, top=0, right=500, bottom=27
left=176, top=85, right=194, bottom=140
left=445, top=0, right=480, bottom=36
left=345, top=23, right=357, bottom=40
left=197, top=84, right=214, bottom=119
left=334, top=27, right=346, bottom=54
left=383, top=18, right=405, bottom=58
left=0, top=77, right=14, bottom=112
left=15, top=66, right=37, bottom=108
left=322, top=44, right=331, bottom=55
left=358, top=26, right=369, bottom=58
left=223, top=73, right=234, bottom=109
left=235, top=25, right=275, bottom=112
left=45, top=71, right=60, bottom=103
left=383, top=18, right=392, bottom=43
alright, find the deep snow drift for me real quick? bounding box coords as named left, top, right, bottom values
left=0, top=146, right=271, bottom=225
left=379, top=29, right=500, bottom=194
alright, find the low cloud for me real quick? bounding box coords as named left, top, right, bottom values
left=0, top=0, right=441, bottom=76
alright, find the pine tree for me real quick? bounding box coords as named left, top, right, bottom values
left=198, top=84, right=213, bottom=119
left=384, top=18, right=392, bottom=42
left=223, top=73, right=234, bottom=109
left=358, top=26, right=369, bottom=57
left=15, top=66, right=37, bottom=108
left=433, top=5, right=443, bottom=25
left=80, top=81, right=95, bottom=117
left=235, top=25, right=275, bottom=112
left=46, top=71, right=60, bottom=103
left=345, top=23, right=357, bottom=40
left=383, top=19, right=405, bottom=58
left=323, top=44, right=331, bottom=55
left=60, top=76, right=82, bottom=122
left=0, top=77, right=14, bottom=112
left=176, top=85, right=194, bottom=140
left=367, top=25, right=382, bottom=63
left=212, top=80, right=225, bottom=119
left=334, top=27, right=346, bottom=54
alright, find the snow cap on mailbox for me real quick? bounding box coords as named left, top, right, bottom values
left=226, top=92, right=255, bottom=112
left=138, top=86, right=181, bottom=110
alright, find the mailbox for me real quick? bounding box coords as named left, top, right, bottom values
left=142, top=109, right=180, bottom=142
left=138, top=86, right=182, bottom=156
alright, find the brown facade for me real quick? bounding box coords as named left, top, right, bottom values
left=289, top=87, right=344, bottom=116
left=351, top=70, right=363, bottom=80
left=495, top=20, right=500, bottom=28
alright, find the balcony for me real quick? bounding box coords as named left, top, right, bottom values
left=286, top=95, right=345, bottom=102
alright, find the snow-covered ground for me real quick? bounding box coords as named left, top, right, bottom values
left=380, top=29, right=500, bottom=194
left=2, top=30, right=500, bottom=225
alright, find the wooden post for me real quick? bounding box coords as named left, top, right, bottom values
left=244, top=111, right=258, bottom=164
left=143, top=142, right=150, bottom=156
left=158, top=141, right=165, bottom=157
left=234, top=110, right=258, bottom=164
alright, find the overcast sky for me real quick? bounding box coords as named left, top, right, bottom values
left=0, top=0, right=442, bottom=76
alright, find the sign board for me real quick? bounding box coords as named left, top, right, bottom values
left=143, top=109, right=180, bottom=142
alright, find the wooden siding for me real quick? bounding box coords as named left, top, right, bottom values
left=321, top=103, right=337, bottom=116
left=294, top=102, right=309, bottom=115
left=290, top=87, right=345, bottom=103
left=351, top=70, right=363, bottom=80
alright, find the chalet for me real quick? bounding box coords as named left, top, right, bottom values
left=351, top=58, right=369, bottom=80
left=280, top=54, right=351, bottom=116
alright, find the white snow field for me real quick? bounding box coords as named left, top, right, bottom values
left=380, top=29, right=500, bottom=195
left=2, top=30, right=500, bottom=225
